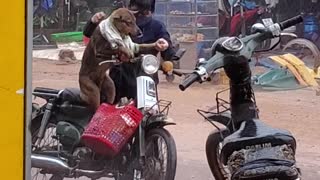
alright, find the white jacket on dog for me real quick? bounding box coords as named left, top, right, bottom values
left=99, top=17, right=139, bottom=56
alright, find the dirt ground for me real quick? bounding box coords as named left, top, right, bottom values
left=32, top=58, right=320, bottom=180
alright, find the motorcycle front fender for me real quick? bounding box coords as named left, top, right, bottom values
left=146, top=114, right=176, bottom=130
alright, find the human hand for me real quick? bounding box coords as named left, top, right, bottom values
left=257, top=7, right=265, bottom=15
left=91, top=12, right=107, bottom=24
left=155, top=38, right=169, bottom=52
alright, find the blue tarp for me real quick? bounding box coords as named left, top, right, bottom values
left=252, top=68, right=306, bottom=91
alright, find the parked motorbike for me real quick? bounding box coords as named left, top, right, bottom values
left=179, top=15, right=303, bottom=180
left=31, top=54, right=177, bottom=180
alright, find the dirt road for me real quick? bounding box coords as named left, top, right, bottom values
left=32, top=59, right=320, bottom=179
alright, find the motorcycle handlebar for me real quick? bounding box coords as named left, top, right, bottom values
left=179, top=15, right=303, bottom=91
left=179, top=73, right=200, bottom=91
left=279, top=15, right=303, bottom=30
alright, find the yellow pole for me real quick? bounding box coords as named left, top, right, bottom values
left=0, top=0, right=27, bottom=179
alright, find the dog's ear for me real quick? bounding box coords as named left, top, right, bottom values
left=112, top=8, right=135, bottom=23
left=113, top=14, right=135, bottom=25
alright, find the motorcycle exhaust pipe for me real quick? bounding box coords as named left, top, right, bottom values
left=31, top=154, right=72, bottom=174
left=31, top=154, right=106, bottom=178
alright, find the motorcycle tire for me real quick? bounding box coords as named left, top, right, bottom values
left=206, top=130, right=230, bottom=180
left=145, top=128, right=177, bottom=180
left=118, top=128, right=177, bottom=180
left=30, top=113, right=44, bottom=144
left=31, top=114, right=64, bottom=180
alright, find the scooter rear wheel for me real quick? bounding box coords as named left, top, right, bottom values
left=206, top=130, right=230, bottom=180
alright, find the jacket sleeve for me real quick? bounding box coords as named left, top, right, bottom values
left=156, top=23, right=176, bottom=61
left=83, top=20, right=99, bottom=38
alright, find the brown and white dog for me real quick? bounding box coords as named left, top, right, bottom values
left=79, top=8, right=168, bottom=111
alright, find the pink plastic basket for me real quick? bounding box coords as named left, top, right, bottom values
left=81, top=102, right=143, bottom=157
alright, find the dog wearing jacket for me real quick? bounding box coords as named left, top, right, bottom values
left=79, top=8, right=168, bottom=111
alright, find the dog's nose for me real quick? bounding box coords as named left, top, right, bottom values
left=135, top=25, right=143, bottom=38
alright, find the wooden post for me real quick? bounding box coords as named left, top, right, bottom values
left=58, top=0, right=64, bottom=29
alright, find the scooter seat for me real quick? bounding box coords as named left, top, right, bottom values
left=220, top=119, right=296, bottom=164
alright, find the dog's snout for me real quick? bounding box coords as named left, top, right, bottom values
left=136, top=25, right=143, bottom=38
left=131, top=24, right=143, bottom=38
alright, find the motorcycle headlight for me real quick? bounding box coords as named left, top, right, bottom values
left=141, top=55, right=160, bottom=75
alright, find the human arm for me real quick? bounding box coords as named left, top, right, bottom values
left=116, top=37, right=168, bottom=62
left=83, top=12, right=107, bottom=38
left=156, top=23, right=176, bottom=61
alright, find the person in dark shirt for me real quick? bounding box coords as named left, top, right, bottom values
left=83, top=0, right=177, bottom=103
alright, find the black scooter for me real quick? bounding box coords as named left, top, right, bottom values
left=179, top=15, right=303, bottom=180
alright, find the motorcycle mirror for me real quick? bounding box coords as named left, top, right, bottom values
left=251, top=23, right=267, bottom=34
left=175, top=48, right=186, bottom=59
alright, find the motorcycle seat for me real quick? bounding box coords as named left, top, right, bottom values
left=60, top=88, right=86, bottom=105
left=220, top=119, right=296, bottom=164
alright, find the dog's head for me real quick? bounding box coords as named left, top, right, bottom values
left=110, top=8, right=142, bottom=37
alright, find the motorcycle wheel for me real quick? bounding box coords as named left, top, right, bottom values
left=117, top=128, right=177, bottom=180
left=31, top=115, right=63, bottom=180
left=206, top=130, right=230, bottom=180
left=144, top=128, right=177, bottom=180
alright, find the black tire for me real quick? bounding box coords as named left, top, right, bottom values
left=31, top=113, right=57, bottom=145
left=31, top=114, right=43, bottom=144
left=206, top=130, right=230, bottom=180
left=145, top=128, right=177, bottom=180
left=117, top=128, right=177, bottom=180
left=31, top=114, right=63, bottom=180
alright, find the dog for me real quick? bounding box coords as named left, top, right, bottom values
left=79, top=8, right=157, bottom=111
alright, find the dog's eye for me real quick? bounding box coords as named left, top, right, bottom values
left=123, top=21, right=133, bottom=26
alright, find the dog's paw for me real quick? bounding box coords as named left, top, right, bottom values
left=118, top=46, right=134, bottom=62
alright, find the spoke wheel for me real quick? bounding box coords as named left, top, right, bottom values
left=144, top=128, right=177, bottom=180
left=206, top=130, right=231, bottom=180
left=283, top=38, right=320, bottom=72
left=31, top=116, right=62, bottom=180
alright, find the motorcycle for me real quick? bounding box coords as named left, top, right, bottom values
left=178, top=15, right=303, bottom=180
left=31, top=54, right=177, bottom=180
